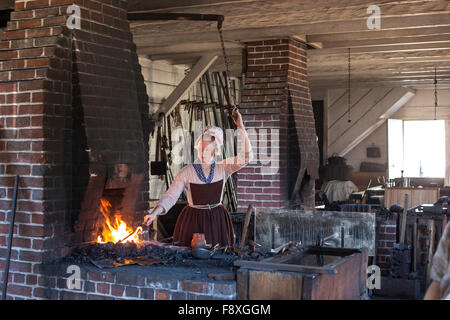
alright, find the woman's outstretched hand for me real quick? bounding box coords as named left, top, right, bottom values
left=231, top=108, right=244, bottom=129
left=143, top=205, right=165, bottom=226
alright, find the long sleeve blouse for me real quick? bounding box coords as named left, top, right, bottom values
left=430, top=222, right=450, bottom=299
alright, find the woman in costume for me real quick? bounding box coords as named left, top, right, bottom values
left=143, top=109, right=253, bottom=247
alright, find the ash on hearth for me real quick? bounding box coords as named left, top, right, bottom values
left=59, top=240, right=287, bottom=270
left=60, top=242, right=238, bottom=269
left=62, top=242, right=191, bottom=267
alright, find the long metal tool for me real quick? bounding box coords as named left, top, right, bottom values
left=412, top=220, right=417, bottom=273
left=217, top=20, right=236, bottom=106
left=212, top=72, right=238, bottom=211
left=127, top=12, right=224, bottom=23
left=2, top=175, right=20, bottom=300
left=119, top=225, right=144, bottom=243
left=400, top=194, right=409, bottom=244
left=238, top=205, right=254, bottom=253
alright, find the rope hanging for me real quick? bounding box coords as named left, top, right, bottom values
left=434, top=66, right=438, bottom=120
left=217, top=18, right=238, bottom=112
left=347, top=48, right=352, bottom=123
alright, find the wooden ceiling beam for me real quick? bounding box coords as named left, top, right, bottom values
left=309, top=69, right=450, bottom=77
left=310, top=72, right=450, bottom=81
left=321, top=34, right=450, bottom=49
left=309, top=80, right=450, bottom=90
left=311, top=42, right=450, bottom=55
left=136, top=41, right=242, bottom=56
left=128, top=0, right=450, bottom=87
left=127, top=0, right=257, bottom=12
left=308, top=49, right=450, bottom=64
left=129, top=0, right=448, bottom=24
left=158, top=54, right=219, bottom=115
left=132, top=12, right=450, bottom=45
left=128, top=0, right=424, bottom=13
left=307, top=26, right=450, bottom=43
left=142, top=48, right=242, bottom=61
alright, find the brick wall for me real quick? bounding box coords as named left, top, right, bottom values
left=376, top=218, right=397, bottom=274
left=0, top=0, right=75, bottom=284
left=237, top=38, right=319, bottom=212
left=0, top=0, right=150, bottom=299
left=27, top=264, right=236, bottom=300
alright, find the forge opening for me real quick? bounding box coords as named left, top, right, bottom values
left=71, top=163, right=146, bottom=249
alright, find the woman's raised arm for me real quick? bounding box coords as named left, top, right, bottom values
left=221, top=109, right=254, bottom=176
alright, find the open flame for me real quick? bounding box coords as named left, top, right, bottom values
left=97, top=198, right=142, bottom=245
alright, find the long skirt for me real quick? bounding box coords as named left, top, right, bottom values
left=172, top=204, right=235, bottom=247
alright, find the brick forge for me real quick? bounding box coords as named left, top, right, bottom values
left=33, top=264, right=236, bottom=300
left=69, top=0, right=150, bottom=246
left=0, top=0, right=163, bottom=300
left=237, top=38, right=320, bottom=213
left=0, top=0, right=236, bottom=301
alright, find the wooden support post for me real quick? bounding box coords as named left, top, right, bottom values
left=158, top=54, right=218, bottom=116
left=290, top=165, right=306, bottom=205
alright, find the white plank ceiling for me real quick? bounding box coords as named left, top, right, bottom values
left=125, top=0, right=450, bottom=89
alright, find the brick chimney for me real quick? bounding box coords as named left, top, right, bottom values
left=237, top=38, right=319, bottom=212
left=0, top=0, right=150, bottom=274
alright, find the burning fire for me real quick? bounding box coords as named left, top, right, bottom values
left=97, top=198, right=142, bottom=245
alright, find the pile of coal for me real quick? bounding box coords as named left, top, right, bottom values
left=62, top=242, right=190, bottom=265
left=60, top=241, right=286, bottom=269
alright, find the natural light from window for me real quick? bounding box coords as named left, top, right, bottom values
left=388, top=119, right=445, bottom=179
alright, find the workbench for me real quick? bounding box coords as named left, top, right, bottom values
left=384, top=187, right=440, bottom=209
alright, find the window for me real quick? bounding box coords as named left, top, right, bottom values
left=388, top=119, right=445, bottom=179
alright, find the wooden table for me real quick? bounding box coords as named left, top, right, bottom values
left=384, top=187, right=440, bottom=209
left=235, top=247, right=368, bottom=300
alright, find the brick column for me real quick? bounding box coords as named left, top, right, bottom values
left=0, top=1, right=75, bottom=292
left=237, top=38, right=319, bottom=212
left=0, top=0, right=150, bottom=299
left=376, top=218, right=397, bottom=274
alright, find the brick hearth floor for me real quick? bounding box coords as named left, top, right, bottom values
left=21, top=262, right=237, bottom=300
